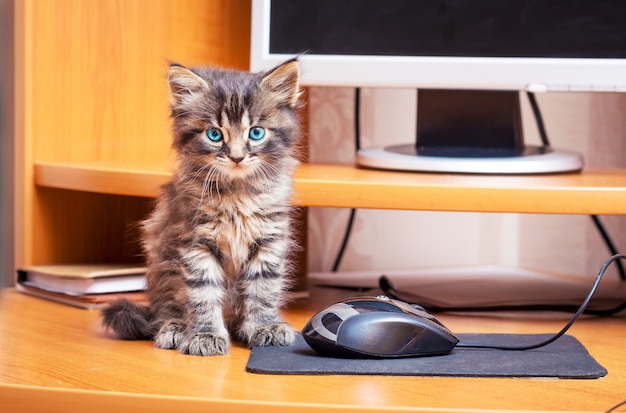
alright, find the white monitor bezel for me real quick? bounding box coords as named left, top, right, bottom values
left=250, top=0, right=626, bottom=92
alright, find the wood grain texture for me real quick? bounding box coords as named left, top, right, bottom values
left=292, top=165, right=626, bottom=214
left=14, top=0, right=251, bottom=267
left=28, top=0, right=251, bottom=165
left=34, top=162, right=626, bottom=214
left=1, top=290, right=626, bottom=412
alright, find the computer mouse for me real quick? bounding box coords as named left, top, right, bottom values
left=302, top=296, right=459, bottom=358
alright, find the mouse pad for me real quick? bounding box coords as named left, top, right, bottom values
left=246, top=333, right=607, bottom=379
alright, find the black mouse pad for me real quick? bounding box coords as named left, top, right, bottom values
left=246, top=333, right=607, bottom=378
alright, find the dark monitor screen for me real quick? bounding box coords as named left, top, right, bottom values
left=269, top=0, right=626, bottom=59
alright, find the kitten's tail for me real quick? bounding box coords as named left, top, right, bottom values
left=101, top=299, right=153, bottom=340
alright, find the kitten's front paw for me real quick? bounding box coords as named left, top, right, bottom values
left=178, top=332, right=230, bottom=356
left=154, top=320, right=185, bottom=350
left=248, top=322, right=295, bottom=347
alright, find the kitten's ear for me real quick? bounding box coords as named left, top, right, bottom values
left=260, top=59, right=301, bottom=109
left=167, top=64, right=209, bottom=107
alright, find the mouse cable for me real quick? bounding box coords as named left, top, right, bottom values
left=605, top=399, right=626, bottom=413
left=379, top=274, right=626, bottom=316
left=591, top=215, right=626, bottom=281
left=384, top=254, right=625, bottom=351
left=528, top=91, right=624, bottom=281
left=332, top=87, right=361, bottom=272
left=457, top=253, right=624, bottom=350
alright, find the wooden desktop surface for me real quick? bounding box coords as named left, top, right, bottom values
left=1, top=289, right=626, bottom=413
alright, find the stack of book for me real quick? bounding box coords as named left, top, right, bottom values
left=16, top=264, right=148, bottom=309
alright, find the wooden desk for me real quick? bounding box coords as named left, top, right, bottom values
left=1, top=290, right=626, bottom=413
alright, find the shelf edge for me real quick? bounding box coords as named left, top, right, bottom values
left=34, top=162, right=626, bottom=214
left=34, top=163, right=169, bottom=198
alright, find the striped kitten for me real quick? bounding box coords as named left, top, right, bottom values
left=102, top=59, right=302, bottom=356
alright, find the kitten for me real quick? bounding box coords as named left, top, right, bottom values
left=102, top=59, right=302, bottom=356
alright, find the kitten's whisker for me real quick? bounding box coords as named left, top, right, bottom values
left=259, top=164, right=273, bottom=186
left=220, top=168, right=231, bottom=196
left=196, top=164, right=220, bottom=215
left=196, top=167, right=211, bottom=210
left=208, top=165, right=223, bottom=203
left=259, top=161, right=281, bottom=189
left=256, top=164, right=275, bottom=192
left=261, top=160, right=281, bottom=178
left=213, top=168, right=224, bottom=202
left=250, top=168, right=262, bottom=190
left=173, top=163, right=212, bottom=202
left=252, top=164, right=266, bottom=189
left=206, top=169, right=215, bottom=202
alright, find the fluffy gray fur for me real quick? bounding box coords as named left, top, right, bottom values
left=102, top=59, right=302, bottom=356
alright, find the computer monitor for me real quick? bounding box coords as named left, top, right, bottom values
left=250, top=0, right=626, bottom=173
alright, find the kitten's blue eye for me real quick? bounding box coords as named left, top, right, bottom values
left=249, top=127, right=266, bottom=141
left=207, top=128, right=223, bottom=142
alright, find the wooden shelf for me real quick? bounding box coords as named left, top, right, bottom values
left=34, top=162, right=172, bottom=198
left=35, top=161, right=626, bottom=214
left=2, top=289, right=626, bottom=413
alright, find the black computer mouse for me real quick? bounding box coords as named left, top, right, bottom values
left=302, top=296, right=459, bottom=358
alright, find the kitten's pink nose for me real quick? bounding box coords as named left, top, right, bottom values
left=229, top=154, right=245, bottom=164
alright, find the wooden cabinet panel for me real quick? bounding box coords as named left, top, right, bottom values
left=15, top=0, right=252, bottom=267
left=27, top=0, right=250, bottom=166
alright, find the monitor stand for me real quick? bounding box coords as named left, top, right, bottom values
left=356, top=89, right=584, bottom=174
